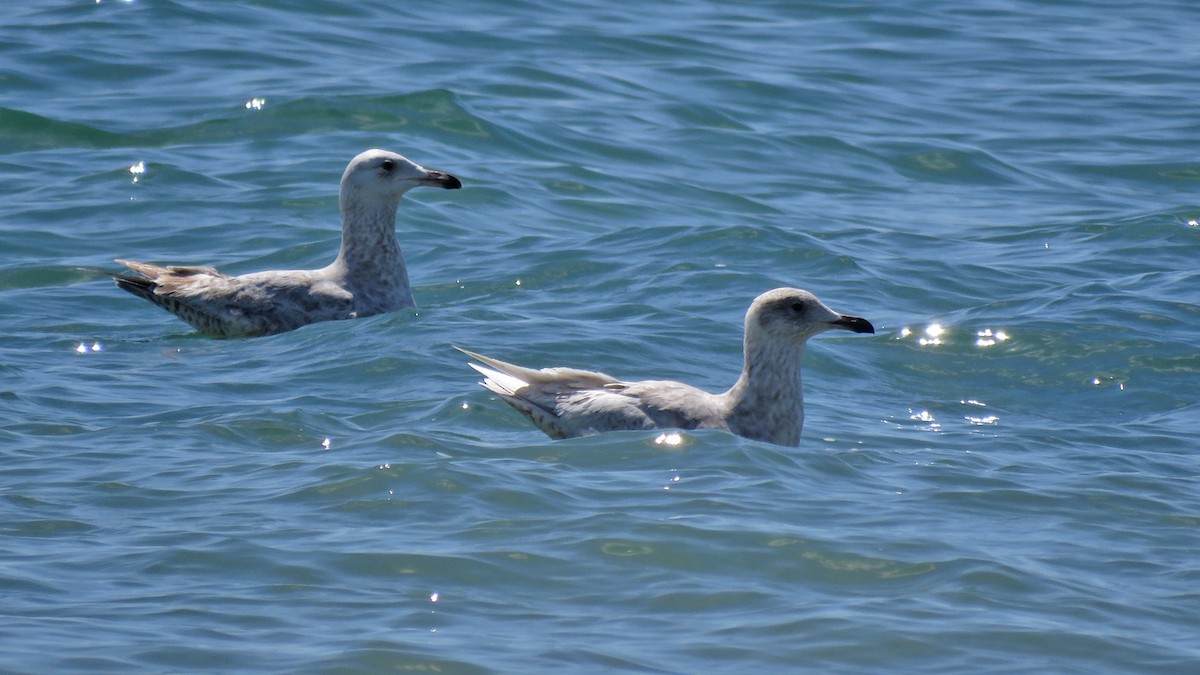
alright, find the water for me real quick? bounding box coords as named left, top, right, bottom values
left=2, top=0, right=1198, bottom=671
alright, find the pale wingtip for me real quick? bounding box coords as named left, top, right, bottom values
left=455, top=347, right=530, bottom=397
left=470, top=363, right=526, bottom=397
left=452, top=345, right=485, bottom=361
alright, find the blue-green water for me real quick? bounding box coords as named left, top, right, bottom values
left=2, top=1, right=1199, bottom=672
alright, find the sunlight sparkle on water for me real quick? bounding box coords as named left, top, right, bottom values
left=1090, top=377, right=1126, bottom=390
left=75, top=342, right=103, bottom=354
left=908, top=409, right=941, bottom=431
left=129, top=161, right=145, bottom=183
left=975, top=328, right=1010, bottom=347
left=654, top=432, right=683, bottom=446
left=918, top=323, right=945, bottom=346
left=244, top=97, right=266, bottom=110
left=961, top=398, right=998, bottom=425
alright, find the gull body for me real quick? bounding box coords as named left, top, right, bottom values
left=110, top=149, right=461, bottom=337
left=458, top=287, right=874, bottom=446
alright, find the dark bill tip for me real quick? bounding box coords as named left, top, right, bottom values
left=423, top=170, right=462, bottom=190
left=829, top=315, right=875, bottom=334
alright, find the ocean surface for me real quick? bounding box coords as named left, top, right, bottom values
left=2, top=0, right=1198, bottom=672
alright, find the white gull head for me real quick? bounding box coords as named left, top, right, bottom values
left=743, top=287, right=875, bottom=349
left=339, top=148, right=463, bottom=212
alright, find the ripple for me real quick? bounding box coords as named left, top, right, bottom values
left=2, top=0, right=1199, bottom=672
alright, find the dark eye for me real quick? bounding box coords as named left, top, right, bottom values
left=790, top=301, right=805, bottom=313
left=380, top=159, right=396, bottom=172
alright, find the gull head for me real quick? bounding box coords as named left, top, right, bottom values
left=747, top=287, right=875, bottom=345
left=340, top=149, right=462, bottom=206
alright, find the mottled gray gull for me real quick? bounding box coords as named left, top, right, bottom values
left=457, top=287, right=874, bottom=446
left=108, top=149, right=462, bottom=337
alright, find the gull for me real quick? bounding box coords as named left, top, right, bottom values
left=457, top=287, right=874, bottom=446
left=108, top=149, right=461, bottom=337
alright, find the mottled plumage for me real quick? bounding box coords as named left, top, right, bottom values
left=457, top=287, right=874, bottom=446
left=109, top=149, right=461, bottom=337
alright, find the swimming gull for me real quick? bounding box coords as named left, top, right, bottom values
left=108, top=149, right=462, bottom=337
left=457, top=287, right=874, bottom=446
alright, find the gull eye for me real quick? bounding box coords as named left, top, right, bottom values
left=380, top=159, right=396, bottom=172
left=790, top=301, right=805, bottom=313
